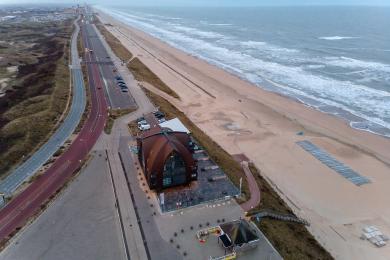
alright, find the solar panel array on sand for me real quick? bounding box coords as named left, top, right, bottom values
left=296, top=140, right=370, bottom=186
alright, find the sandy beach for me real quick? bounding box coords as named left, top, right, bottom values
left=97, top=10, right=390, bottom=259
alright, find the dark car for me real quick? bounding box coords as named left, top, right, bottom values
left=115, top=75, right=122, bottom=80
left=153, top=111, right=165, bottom=119
left=137, top=116, right=145, bottom=123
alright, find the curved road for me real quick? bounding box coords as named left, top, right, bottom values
left=0, top=15, right=108, bottom=243
left=0, top=17, right=87, bottom=196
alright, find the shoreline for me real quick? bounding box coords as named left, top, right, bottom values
left=97, top=9, right=390, bottom=260
left=101, top=8, right=390, bottom=140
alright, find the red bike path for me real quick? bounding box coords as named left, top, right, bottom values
left=0, top=21, right=108, bottom=243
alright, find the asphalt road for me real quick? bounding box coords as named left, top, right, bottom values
left=0, top=16, right=109, bottom=243
left=0, top=151, right=126, bottom=260
left=0, top=18, right=87, bottom=196
left=84, top=23, right=136, bottom=110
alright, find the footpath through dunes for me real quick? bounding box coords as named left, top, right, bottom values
left=97, top=10, right=390, bottom=260
left=0, top=17, right=108, bottom=246
left=0, top=18, right=87, bottom=195
left=0, top=17, right=74, bottom=178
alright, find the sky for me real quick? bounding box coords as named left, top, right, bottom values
left=1, top=0, right=390, bottom=6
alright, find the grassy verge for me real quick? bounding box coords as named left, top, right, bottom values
left=127, top=58, right=180, bottom=99
left=93, top=16, right=180, bottom=100
left=95, top=14, right=331, bottom=259
left=76, top=22, right=92, bottom=133
left=248, top=163, right=333, bottom=260
left=104, top=108, right=136, bottom=134
left=140, top=87, right=250, bottom=201
left=140, top=86, right=332, bottom=259
left=95, top=21, right=132, bottom=61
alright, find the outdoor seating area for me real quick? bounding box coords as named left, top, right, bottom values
left=158, top=143, right=239, bottom=212
left=135, top=113, right=239, bottom=212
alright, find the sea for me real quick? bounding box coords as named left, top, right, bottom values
left=98, top=6, right=390, bottom=138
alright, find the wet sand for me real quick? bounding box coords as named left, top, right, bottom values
left=97, top=10, right=390, bottom=260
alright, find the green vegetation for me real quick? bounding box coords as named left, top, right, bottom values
left=140, top=87, right=250, bottom=201
left=139, top=87, right=332, bottom=259
left=95, top=21, right=133, bottom=61
left=76, top=22, right=92, bottom=133
left=94, top=13, right=331, bottom=259
left=128, top=58, right=180, bottom=99
left=94, top=16, right=180, bottom=99
left=248, top=163, right=333, bottom=260
left=0, top=19, right=74, bottom=176
left=104, top=108, right=136, bottom=134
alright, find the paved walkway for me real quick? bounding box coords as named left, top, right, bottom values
left=0, top=152, right=126, bottom=260
left=240, top=161, right=261, bottom=212
left=0, top=17, right=86, bottom=196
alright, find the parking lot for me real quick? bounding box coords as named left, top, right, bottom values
left=86, top=24, right=137, bottom=110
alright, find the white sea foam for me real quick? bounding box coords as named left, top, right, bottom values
left=319, top=36, right=359, bottom=41
left=305, top=64, right=326, bottom=69
left=172, top=25, right=225, bottom=39
left=240, top=41, right=267, bottom=48
left=209, top=23, right=232, bottom=26
left=101, top=7, right=390, bottom=135
left=324, top=56, right=390, bottom=73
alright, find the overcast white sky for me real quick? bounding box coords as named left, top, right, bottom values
left=1, top=0, right=390, bottom=6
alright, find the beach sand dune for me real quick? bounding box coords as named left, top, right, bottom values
left=98, top=11, right=390, bottom=260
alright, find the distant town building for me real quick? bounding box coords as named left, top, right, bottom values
left=137, top=127, right=197, bottom=191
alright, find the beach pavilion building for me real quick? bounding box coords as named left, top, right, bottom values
left=137, top=126, right=197, bottom=191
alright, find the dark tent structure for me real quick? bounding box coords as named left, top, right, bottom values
left=219, top=219, right=260, bottom=252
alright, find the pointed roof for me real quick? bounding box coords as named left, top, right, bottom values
left=220, top=219, right=259, bottom=246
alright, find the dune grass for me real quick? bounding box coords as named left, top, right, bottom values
left=94, top=16, right=180, bottom=100
left=248, top=163, right=333, bottom=260
left=0, top=19, right=73, bottom=177
left=140, top=87, right=250, bottom=201
left=127, top=58, right=180, bottom=99
left=94, top=14, right=332, bottom=259
left=95, top=22, right=132, bottom=61
left=140, top=86, right=332, bottom=260
left=104, top=108, right=136, bottom=134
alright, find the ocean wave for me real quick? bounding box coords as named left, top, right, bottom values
left=238, top=40, right=299, bottom=55
left=240, top=41, right=266, bottom=48
left=102, top=7, right=390, bottom=136
left=318, top=36, right=359, bottom=41
left=172, top=25, right=225, bottom=39
left=323, top=56, right=390, bottom=73
left=304, top=64, right=326, bottom=69
left=209, top=23, right=232, bottom=26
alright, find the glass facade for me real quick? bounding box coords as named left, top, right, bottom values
left=162, top=152, right=187, bottom=188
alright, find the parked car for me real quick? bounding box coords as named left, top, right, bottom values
left=115, top=75, right=122, bottom=80
left=137, top=116, right=145, bottom=123
left=138, top=120, right=148, bottom=126
left=121, top=88, right=128, bottom=93
left=158, top=118, right=166, bottom=123
left=153, top=111, right=165, bottom=119
left=138, top=124, right=151, bottom=131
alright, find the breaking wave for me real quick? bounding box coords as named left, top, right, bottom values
left=318, top=36, right=359, bottom=41
left=100, top=7, right=390, bottom=137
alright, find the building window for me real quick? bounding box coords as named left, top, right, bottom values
left=162, top=152, right=187, bottom=188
